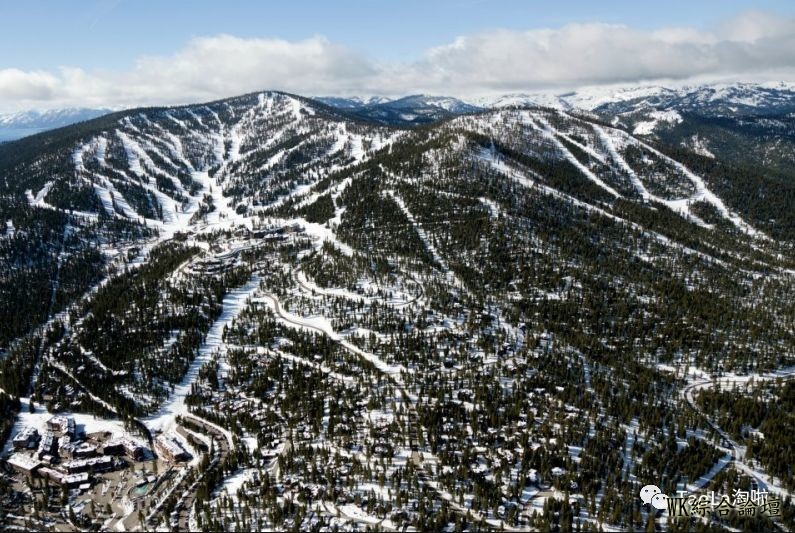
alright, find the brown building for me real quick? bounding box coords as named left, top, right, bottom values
left=154, top=435, right=190, bottom=462
left=7, top=453, right=42, bottom=478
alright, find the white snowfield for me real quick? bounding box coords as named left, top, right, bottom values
left=475, top=147, right=733, bottom=269
left=592, top=125, right=651, bottom=201
left=466, top=81, right=795, bottom=112
left=531, top=116, right=622, bottom=198
left=524, top=109, right=766, bottom=239
left=39, top=93, right=767, bottom=250
left=632, top=109, right=683, bottom=135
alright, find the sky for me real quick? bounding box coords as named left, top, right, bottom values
left=1, top=0, right=795, bottom=111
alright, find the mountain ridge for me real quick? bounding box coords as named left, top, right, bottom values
left=2, top=87, right=795, bottom=531
left=7, top=81, right=795, bottom=140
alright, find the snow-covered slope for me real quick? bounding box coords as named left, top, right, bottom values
left=319, top=94, right=482, bottom=125
left=469, top=82, right=795, bottom=116
left=314, top=96, right=393, bottom=109
left=3, top=88, right=795, bottom=533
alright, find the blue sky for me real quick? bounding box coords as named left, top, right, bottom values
left=3, top=0, right=795, bottom=69
left=1, top=1, right=795, bottom=111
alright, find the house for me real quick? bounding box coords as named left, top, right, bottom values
left=38, top=467, right=90, bottom=488
left=62, top=456, right=113, bottom=474
left=64, top=473, right=91, bottom=488
left=47, top=416, right=75, bottom=437
left=57, top=435, right=72, bottom=457
left=61, top=441, right=97, bottom=460
left=12, top=427, right=40, bottom=450
left=538, top=332, right=554, bottom=352
left=7, top=453, right=42, bottom=477
left=37, top=466, right=64, bottom=484
left=37, top=432, right=56, bottom=459
left=176, top=426, right=208, bottom=453
left=100, top=440, right=124, bottom=456
left=101, top=438, right=147, bottom=461
left=154, top=434, right=190, bottom=462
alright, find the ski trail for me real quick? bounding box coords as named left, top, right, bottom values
left=528, top=114, right=621, bottom=198
left=592, top=125, right=651, bottom=201
left=632, top=137, right=767, bottom=239
left=475, top=148, right=732, bottom=268
left=144, top=276, right=261, bottom=435
left=385, top=190, right=466, bottom=289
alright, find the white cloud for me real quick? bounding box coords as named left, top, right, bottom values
left=122, top=34, right=376, bottom=100
left=0, top=35, right=377, bottom=111
left=410, top=12, right=795, bottom=94
left=2, top=11, right=795, bottom=111
left=0, top=69, right=60, bottom=101
left=717, top=10, right=795, bottom=42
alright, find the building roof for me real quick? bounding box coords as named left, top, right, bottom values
left=7, top=453, right=42, bottom=471
left=155, top=434, right=189, bottom=457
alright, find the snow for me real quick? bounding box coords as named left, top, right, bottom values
left=29, top=182, right=54, bottom=206
left=299, top=219, right=355, bottom=256
left=479, top=197, right=501, bottom=217
left=217, top=468, right=255, bottom=497
left=116, top=130, right=146, bottom=176
left=687, top=453, right=733, bottom=491
left=687, top=135, right=715, bottom=158
left=635, top=138, right=766, bottom=238
left=254, top=292, right=406, bottom=378
left=294, top=268, right=415, bottom=308
left=592, top=125, right=650, bottom=200
left=92, top=178, right=141, bottom=220
left=475, top=147, right=731, bottom=267
left=530, top=114, right=621, bottom=198
left=3, top=397, right=131, bottom=455
left=338, top=503, right=382, bottom=525
left=0, top=107, right=111, bottom=129
left=633, top=110, right=683, bottom=135
left=386, top=190, right=466, bottom=288
left=144, top=276, right=261, bottom=435
left=469, top=82, right=795, bottom=117
left=468, top=92, right=570, bottom=110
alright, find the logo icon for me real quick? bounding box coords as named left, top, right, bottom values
left=640, top=485, right=668, bottom=510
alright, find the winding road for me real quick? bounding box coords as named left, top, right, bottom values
left=681, top=369, right=795, bottom=509
left=258, top=281, right=525, bottom=531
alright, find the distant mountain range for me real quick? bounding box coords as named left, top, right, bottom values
left=316, top=94, right=481, bottom=125
left=318, top=82, right=795, bottom=124
left=315, top=83, right=795, bottom=170
left=5, top=82, right=795, bottom=141
left=0, top=107, right=112, bottom=142
left=468, top=81, right=795, bottom=115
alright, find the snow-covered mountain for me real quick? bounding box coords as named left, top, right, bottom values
left=469, top=82, right=795, bottom=115
left=577, top=82, right=795, bottom=120
left=314, top=95, right=393, bottom=109
left=2, top=88, right=795, bottom=531
left=319, top=94, right=481, bottom=124
left=468, top=82, right=795, bottom=168
left=317, top=83, right=795, bottom=131
left=0, top=107, right=112, bottom=141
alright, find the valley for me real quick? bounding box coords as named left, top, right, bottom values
left=1, top=89, right=794, bottom=531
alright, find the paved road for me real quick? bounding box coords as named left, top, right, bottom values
left=681, top=370, right=795, bottom=531
left=292, top=264, right=423, bottom=309
left=159, top=416, right=232, bottom=531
